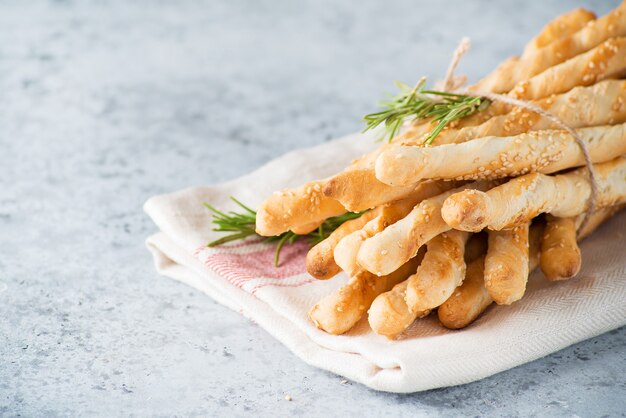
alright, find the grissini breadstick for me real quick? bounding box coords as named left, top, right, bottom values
left=430, top=80, right=626, bottom=146
left=306, top=208, right=381, bottom=280
left=540, top=215, right=581, bottom=281
left=404, top=230, right=469, bottom=313
left=256, top=179, right=346, bottom=236
left=368, top=231, right=480, bottom=338
left=405, top=7, right=597, bottom=132
left=367, top=280, right=430, bottom=340
left=323, top=166, right=422, bottom=212
left=376, top=123, right=626, bottom=186
left=484, top=223, right=530, bottom=305
left=356, top=181, right=495, bottom=276
left=510, top=37, right=626, bottom=101
left=438, top=222, right=543, bottom=329
left=441, top=156, right=626, bottom=232
left=522, top=8, right=596, bottom=57
left=308, top=250, right=424, bottom=335
left=539, top=204, right=626, bottom=282
left=436, top=256, right=491, bottom=330
left=333, top=181, right=455, bottom=277
left=474, top=2, right=626, bottom=94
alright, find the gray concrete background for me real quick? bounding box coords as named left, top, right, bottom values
left=1, top=0, right=624, bottom=416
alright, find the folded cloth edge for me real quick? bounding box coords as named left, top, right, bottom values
left=145, top=230, right=626, bottom=393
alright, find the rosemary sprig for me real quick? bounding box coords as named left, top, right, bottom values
left=362, top=79, right=490, bottom=144
left=204, top=197, right=364, bottom=266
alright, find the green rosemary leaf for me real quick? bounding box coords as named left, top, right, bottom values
left=203, top=197, right=366, bottom=266
left=363, top=80, right=490, bottom=143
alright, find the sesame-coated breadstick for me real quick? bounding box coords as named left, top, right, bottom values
left=431, top=80, right=626, bottom=146
left=474, top=2, right=625, bottom=94
left=367, top=280, right=430, bottom=340
left=510, top=37, right=626, bottom=101
left=256, top=179, right=346, bottom=236
left=540, top=215, right=581, bottom=281
left=308, top=251, right=424, bottom=335
left=368, top=231, right=481, bottom=338
left=375, top=123, right=626, bottom=187
left=404, top=230, right=470, bottom=313
left=441, top=156, right=626, bottom=232
left=522, top=8, right=596, bottom=57
left=484, top=223, right=530, bottom=305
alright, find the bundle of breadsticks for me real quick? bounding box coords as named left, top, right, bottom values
left=254, top=2, right=626, bottom=338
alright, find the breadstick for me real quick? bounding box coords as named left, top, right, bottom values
left=540, top=215, right=581, bottom=281
left=376, top=123, right=626, bottom=186
left=475, top=2, right=625, bottom=94
left=323, top=166, right=422, bottom=212
left=405, top=8, right=597, bottom=132
left=438, top=222, right=543, bottom=329
left=404, top=230, right=469, bottom=313
left=306, top=208, right=381, bottom=280
left=368, top=231, right=485, bottom=338
left=333, top=181, right=455, bottom=277
left=432, top=80, right=626, bottom=146
left=367, top=280, right=430, bottom=339
left=510, top=37, right=626, bottom=101
left=522, top=8, right=596, bottom=57
left=484, top=223, right=530, bottom=305
left=356, top=181, right=494, bottom=276
left=308, top=251, right=423, bottom=335
left=441, top=156, right=626, bottom=232
left=256, top=179, right=346, bottom=236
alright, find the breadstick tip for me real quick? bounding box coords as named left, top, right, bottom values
left=306, top=249, right=339, bottom=280
left=367, top=294, right=404, bottom=339
left=375, top=147, right=428, bottom=186
left=441, top=190, right=491, bottom=232
left=255, top=205, right=282, bottom=236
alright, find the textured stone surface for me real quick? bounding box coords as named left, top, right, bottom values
left=1, top=0, right=624, bottom=416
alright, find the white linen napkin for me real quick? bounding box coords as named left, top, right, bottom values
left=144, top=132, right=626, bottom=393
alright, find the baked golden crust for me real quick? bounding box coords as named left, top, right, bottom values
left=475, top=2, right=625, bottom=94
left=522, top=8, right=596, bottom=57
left=441, top=156, right=626, bottom=231
left=376, top=122, right=626, bottom=186
left=308, top=251, right=423, bottom=335
left=511, top=37, right=626, bottom=101
left=540, top=215, right=582, bottom=281
left=356, top=181, right=495, bottom=276
left=405, top=230, right=469, bottom=313
left=332, top=181, right=456, bottom=277
left=484, top=223, right=530, bottom=305
left=306, top=208, right=381, bottom=280
left=256, top=179, right=346, bottom=236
